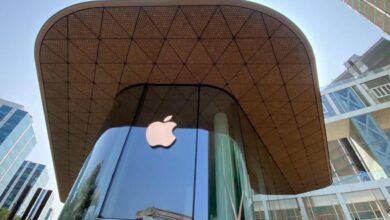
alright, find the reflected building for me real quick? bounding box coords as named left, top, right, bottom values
left=253, top=38, right=390, bottom=219
left=22, top=188, right=54, bottom=220
left=36, top=0, right=334, bottom=219
left=136, top=207, right=192, bottom=220
left=44, top=208, right=53, bottom=220
left=0, top=99, right=36, bottom=194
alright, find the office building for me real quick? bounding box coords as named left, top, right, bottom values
left=0, top=99, right=36, bottom=195
left=36, top=0, right=334, bottom=219
left=253, top=38, right=390, bottom=219
left=342, top=0, right=390, bottom=34
left=0, top=161, right=49, bottom=219
left=22, top=188, right=53, bottom=220
left=44, top=208, right=53, bottom=220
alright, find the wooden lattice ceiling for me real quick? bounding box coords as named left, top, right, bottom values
left=35, top=0, right=331, bottom=201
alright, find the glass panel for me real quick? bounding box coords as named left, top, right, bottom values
left=59, top=84, right=300, bottom=219
left=321, top=96, right=336, bottom=118
left=254, top=202, right=266, bottom=220
left=0, top=109, right=28, bottom=144
left=328, top=139, right=370, bottom=184
left=101, top=86, right=198, bottom=219
left=349, top=115, right=390, bottom=179
left=343, top=189, right=390, bottom=220
left=198, top=87, right=256, bottom=220
left=267, top=199, right=303, bottom=220
left=303, top=195, right=346, bottom=220
left=330, top=88, right=365, bottom=113
left=58, top=86, right=142, bottom=220
left=59, top=127, right=130, bottom=220
left=0, top=105, right=12, bottom=121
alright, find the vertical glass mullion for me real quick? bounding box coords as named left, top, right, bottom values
left=193, top=86, right=206, bottom=220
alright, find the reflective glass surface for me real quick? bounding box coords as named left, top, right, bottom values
left=303, top=195, right=346, bottom=220
left=59, top=127, right=131, bottom=220
left=0, top=111, right=35, bottom=195
left=267, top=199, right=303, bottom=220
left=60, top=84, right=295, bottom=220
left=343, top=189, right=390, bottom=220
left=59, top=86, right=142, bottom=220
left=101, top=86, right=198, bottom=219
left=0, top=105, right=12, bottom=122
left=321, top=96, right=336, bottom=118
left=0, top=109, right=27, bottom=144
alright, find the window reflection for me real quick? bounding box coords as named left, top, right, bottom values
left=343, top=189, right=390, bottom=220
left=267, top=199, right=303, bottom=220
left=303, top=195, right=346, bottom=220
left=59, top=127, right=130, bottom=220
left=100, top=86, right=198, bottom=219
left=59, top=84, right=298, bottom=220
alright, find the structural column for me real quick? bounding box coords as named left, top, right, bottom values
left=336, top=193, right=353, bottom=220
left=297, top=197, right=309, bottom=220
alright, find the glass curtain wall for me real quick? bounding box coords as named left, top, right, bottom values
left=267, top=199, right=303, bottom=220
left=303, top=194, right=346, bottom=220
left=329, top=138, right=370, bottom=184
left=343, top=189, right=390, bottom=220
left=59, top=84, right=294, bottom=220
left=254, top=202, right=267, bottom=220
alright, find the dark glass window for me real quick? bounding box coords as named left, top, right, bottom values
left=0, top=109, right=28, bottom=143
left=0, top=162, right=26, bottom=202
left=0, top=105, right=12, bottom=121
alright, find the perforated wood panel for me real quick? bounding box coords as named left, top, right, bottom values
left=36, top=0, right=330, bottom=201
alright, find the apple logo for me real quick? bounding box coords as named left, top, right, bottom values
left=146, top=115, right=177, bottom=148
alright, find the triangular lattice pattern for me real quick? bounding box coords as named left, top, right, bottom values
left=38, top=4, right=329, bottom=200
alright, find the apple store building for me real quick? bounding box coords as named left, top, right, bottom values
left=36, top=1, right=331, bottom=219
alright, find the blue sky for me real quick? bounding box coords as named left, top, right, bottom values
left=0, top=0, right=388, bottom=219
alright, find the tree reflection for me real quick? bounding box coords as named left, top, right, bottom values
left=60, top=164, right=101, bottom=220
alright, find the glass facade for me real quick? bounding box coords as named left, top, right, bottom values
left=303, top=195, right=346, bottom=220
left=0, top=102, right=36, bottom=195
left=59, top=85, right=292, bottom=220
left=328, top=138, right=369, bottom=184
left=322, top=86, right=390, bottom=178
left=23, top=188, right=53, bottom=220
left=250, top=39, right=390, bottom=220
left=0, top=160, right=48, bottom=218
left=267, top=199, right=303, bottom=220
left=343, top=189, right=390, bottom=220
left=58, top=37, right=390, bottom=220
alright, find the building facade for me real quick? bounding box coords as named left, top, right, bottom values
left=36, top=0, right=332, bottom=219
left=253, top=38, right=390, bottom=220
left=44, top=208, right=53, bottom=220
left=22, top=188, right=53, bottom=220
left=0, top=99, right=36, bottom=195
left=342, top=0, right=390, bottom=34
left=0, top=160, right=49, bottom=219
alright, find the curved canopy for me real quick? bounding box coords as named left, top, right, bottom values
left=35, top=0, right=331, bottom=201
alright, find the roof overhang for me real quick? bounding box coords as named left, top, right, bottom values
left=35, top=0, right=331, bottom=201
